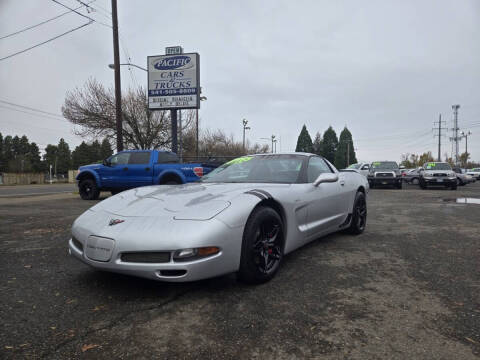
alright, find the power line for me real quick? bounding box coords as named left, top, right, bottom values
left=0, top=21, right=92, bottom=62
left=0, top=99, right=64, bottom=119
left=51, top=0, right=112, bottom=28
left=0, top=105, right=66, bottom=124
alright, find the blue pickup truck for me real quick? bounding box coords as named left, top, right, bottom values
left=76, top=150, right=216, bottom=200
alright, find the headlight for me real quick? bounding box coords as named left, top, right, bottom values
left=173, top=247, right=220, bottom=262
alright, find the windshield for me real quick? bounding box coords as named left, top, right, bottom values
left=201, top=155, right=305, bottom=183
left=348, top=163, right=361, bottom=169
left=423, top=162, right=451, bottom=170
left=371, top=161, right=398, bottom=170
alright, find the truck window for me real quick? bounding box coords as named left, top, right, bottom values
left=110, top=152, right=130, bottom=165
left=128, top=152, right=151, bottom=165
left=157, top=153, right=179, bottom=164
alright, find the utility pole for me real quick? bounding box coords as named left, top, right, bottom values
left=178, top=110, right=182, bottom=162
left=171, top=110, right=178, bottom=154
left=461, top=130, right=472, bottom=155
left=271, top=135, right=276, bottom=154
left=242, top=119, right=250, bottom=154
left=111, top=0, right=123, bottom=152
left=433, top=114, right=446, bottom=162
left=452, top=104, right=460, bottom=165
left=195, top=109, right=199, bottom=159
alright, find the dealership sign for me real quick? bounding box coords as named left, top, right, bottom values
left=147, top=52, right=200, bottom=110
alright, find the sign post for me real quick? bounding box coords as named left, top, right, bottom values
left=148, top=48, right=200, bottom=156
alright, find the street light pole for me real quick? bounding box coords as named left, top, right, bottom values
left=111, top=0, right=123, bottom=152
left=271, top=135, right=276, bottom=153
left=242, top=119, right=250, bottom=154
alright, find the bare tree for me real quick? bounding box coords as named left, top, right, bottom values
left=182, top=127, right=269, bottom=159
left=62, top=78, right=193, bottom=150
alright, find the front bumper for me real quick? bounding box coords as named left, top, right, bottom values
left=69, top=214, right=244, bottom=282
left=368, top=177, right=401, bottom=186
left=421, top=177, right=456, bottom=186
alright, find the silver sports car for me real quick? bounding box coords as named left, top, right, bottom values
left=69, top=153, right=369, bottom=283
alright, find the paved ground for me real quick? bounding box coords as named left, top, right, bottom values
left=0, top=183, right=76, bottom=197
left=1, top=183, right=479, bottom=359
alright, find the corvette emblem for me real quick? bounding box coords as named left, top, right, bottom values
left=108, top=219, right=125, bottom=226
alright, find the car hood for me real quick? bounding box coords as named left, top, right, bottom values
left=79, top=163, right=102, bottom=171
left=90, top=182, right=291, bottom=220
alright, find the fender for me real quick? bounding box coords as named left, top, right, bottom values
left=76, top=169, right=103, bottom=188
left=155, top=169, right=187, bottom=184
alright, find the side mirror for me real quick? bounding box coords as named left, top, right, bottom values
left=313, top=173, right=339, bottom=186
left=103, top=158, right=111, bottom=167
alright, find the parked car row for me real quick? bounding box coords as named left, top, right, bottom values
left=346, top=161, right=478, bottom=190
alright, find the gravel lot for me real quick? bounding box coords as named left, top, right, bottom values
left=1, top=183, right=479, bottom=359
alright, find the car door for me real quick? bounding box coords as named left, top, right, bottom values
left=304, top=157, right=348, bottom=239
left=360, top=164, right=370, bottom=177
left=126, top=152, right=153, bottom=187
left=97, top=152, right=131, bottom=188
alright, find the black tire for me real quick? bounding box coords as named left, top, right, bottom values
left=347, top=191, right=367, bottom=235
left=164, top=181, right=180, bottom=185
left=369, top=181, right=375, bottom=189
left=79, top=179, right=100, bottom=200
left=451, top=184, right=457, bottom=190
left=396, top=181, right=402, bottom=189
left=419, top=179, right=427, bottom=189
left=411, top=177, right=419, bottom=185
left=238, top=207, right=284, bottom=284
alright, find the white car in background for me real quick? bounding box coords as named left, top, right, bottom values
left=347, top=163, right=370, bottom=177
left=466, top=168, right=480, bottom=180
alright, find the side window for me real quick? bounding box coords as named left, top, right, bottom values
left=157, top=153, right=179, bottom=164
left=361, top=165, right=369, bottom=170
left=110, top=152, right=130, bottom=165
left=128, top=152, right=151, bottom=165
left=307, top=157, right=333, bottom=182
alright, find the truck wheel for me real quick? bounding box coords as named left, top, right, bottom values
left=164, top=181, right=180, bottom=185
left=419, top=179, right=427, bottom=189
left=79, top=179, right=100, bottom=200
left=396, top=181, right=402, bottom=189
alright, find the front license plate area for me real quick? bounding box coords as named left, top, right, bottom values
left=382, top=181, right=387, bottom=184
left=86, top=236, right=115, bottom=262
left=437, top=179, right=443, bottom=182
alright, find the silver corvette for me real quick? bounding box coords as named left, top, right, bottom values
left=69, top=153, right=369, bottom=283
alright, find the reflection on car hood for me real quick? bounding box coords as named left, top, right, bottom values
left=90, top=182, right=291, bottom=220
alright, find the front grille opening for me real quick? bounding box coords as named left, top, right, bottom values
left=159, top=269, right=187, bottom=277
left=72, top=237, right=83, bottom=251
left=121, top=252, right=170, bottom=263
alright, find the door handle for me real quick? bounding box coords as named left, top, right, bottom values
left=340, top=180, right=345, bottom=186
left=145, top=167, right=151, bottom=171
left=123, top=167, right=128, bottom=171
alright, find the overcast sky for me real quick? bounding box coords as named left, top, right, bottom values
left=1, top=0, right=479, bottom=163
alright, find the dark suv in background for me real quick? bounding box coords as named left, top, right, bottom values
left=367, top=161, right=402, bottom=189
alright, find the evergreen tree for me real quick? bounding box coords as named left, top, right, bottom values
left=334, top=127, right=357, bottom=168
left=28, top=143, right=43, bottom=172
left=2, top=136, right=14, bottom=172
left=295, top=125, right=313, bottom=153
left=321, top=126, right=338, bottom=164
left=72, top=142, right=92, bottom=169
left=56, top=138, right=71, bottom=174
left=100, top=138, right=113, bottom=160
left=89, top=140, right=102, bottom=163
left=43, top=144, right=58, bottom=175
left=312, top=132, right=323, bottom=156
